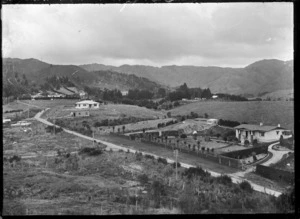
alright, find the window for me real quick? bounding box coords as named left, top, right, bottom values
left=83, top=104, right=86, bottom=107
left=94, top=104, right=97, bottom=107
left=261, top=132, right=264, bottom=137
left=276, top=131, right=279, bottom=135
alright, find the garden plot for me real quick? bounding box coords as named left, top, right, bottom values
left=215, top=145, right=248, bottom=154
left=159, top=119, right=213, bottom=134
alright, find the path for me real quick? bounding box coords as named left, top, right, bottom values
left=34, top=109, right=282, bottom=197
left=263, top=142, right=292, bottom=166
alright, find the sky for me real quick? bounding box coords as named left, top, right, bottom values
left=2, top=3, right=293, bottom=67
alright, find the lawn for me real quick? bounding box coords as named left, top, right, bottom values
left=169, top=101, right=294, bottom=131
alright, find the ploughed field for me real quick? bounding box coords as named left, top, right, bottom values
left=169, top=101, right=294, bottom=131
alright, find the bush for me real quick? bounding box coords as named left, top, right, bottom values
left=135, top=152, right=143, bottom=161
left=216, top=175, right=232, bottom=186
left=239, top=181, right=253, bottom=193
left=183, top=167, right=210, bottom=179
left=244, top=140, right=250, bottom=146
left=157, top=157, right=168, bottom=165
left=79, top=147, right=103, bottom=156
left=171, top=162, right=181, bottom=168
left=45, top=125, right=63, bottom=134
left=138, top=174, right=149, bottom=185
left=144, top=154, right=155, bottom=160
left=9, top=155, right=21, bottom=163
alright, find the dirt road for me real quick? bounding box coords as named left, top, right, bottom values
left=34, top=109, right=282, bottom=197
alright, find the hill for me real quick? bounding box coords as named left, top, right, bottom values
left=2, top=58, right=165, bottom=95
left=80, top=59, right=293, bottom=96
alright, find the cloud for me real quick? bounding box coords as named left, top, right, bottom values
left=2, top=3, right=293, bottom=67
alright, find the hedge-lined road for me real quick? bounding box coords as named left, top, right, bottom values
left=34, top=109, right=282, bottom=197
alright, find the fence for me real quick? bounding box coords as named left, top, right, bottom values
left=220, top=144, right=270, bottom=159
left=256, top=164, right=294, bottom=185
left=111, top=133, right=243, bottom=170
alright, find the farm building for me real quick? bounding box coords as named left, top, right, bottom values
left=207, top=118, right=219, bottom=125
left=75, top=100, right=100, bottom=109
left=235, top=123, right=292, bottom=145
left=70, top=111, right=90, bottom=117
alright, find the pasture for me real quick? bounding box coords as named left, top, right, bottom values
left=169, top=101, right=294, bottom=131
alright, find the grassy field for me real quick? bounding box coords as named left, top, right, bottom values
left=169, top=101, right=294, bottom=131
left=41, top=103, right=166, bottom=120
left=3, top=117, right=292, bottom=214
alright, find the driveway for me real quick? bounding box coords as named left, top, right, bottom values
left=263, top=142, right=292, bottom=167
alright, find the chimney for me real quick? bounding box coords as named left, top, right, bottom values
left=278, top=124, right=280, bottom=127
left=260, top=122, right=263, bottom=126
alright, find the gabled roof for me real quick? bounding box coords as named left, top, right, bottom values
left=235, top=124, right=285, bottom=132
left=76, top=100, right=99, bottom=104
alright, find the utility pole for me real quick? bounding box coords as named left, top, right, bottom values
left=93, top=130, right=95, bottom=147
left=174, top=149, right=178, bottom=181
left=53, top=118, right=56, bottom=135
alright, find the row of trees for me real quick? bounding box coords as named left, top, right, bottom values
left=168, top=83, right=213, bottom=101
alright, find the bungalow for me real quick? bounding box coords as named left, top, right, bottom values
left=235, top=123, right=292, bottom=145
left=75, top=100, right=100, bottom=109
left=121, top=91, right=129, bottom=96
left=207, top=118, right=219, bottom=125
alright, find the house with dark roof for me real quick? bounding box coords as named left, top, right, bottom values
left=235, top=123, right=292, bottom=145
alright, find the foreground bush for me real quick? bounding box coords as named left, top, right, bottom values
left=215, top=175, right=233, bottom=186
left=138, top=174, right=149, bottom=185
left=79, top=147, right=103, bottom=156
left=183, top=167, right=210, bottom=179
left=239, top=181, right=253, bottom=193
left=171, top=162, right=181, bottom=168
left=157, top=157, right=168, bottom=165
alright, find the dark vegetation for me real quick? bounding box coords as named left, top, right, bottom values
left=79, top=147, right=103, bottom=156
left=218, top=119, right=241, bottom=127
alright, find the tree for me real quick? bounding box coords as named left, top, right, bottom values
left=150, top=180, right=166, bottom=208
left=204, top=113, right=209, bottom=118
left=112, top=126, right=115, bottom=133
left=244, top=140, right=250, bottom=146
left=122, top=125, right=125, bottom=133
left=279, top=135, right=284, bottom=146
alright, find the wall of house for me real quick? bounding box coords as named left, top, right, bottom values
left=237, top=128, right=287, bottom=144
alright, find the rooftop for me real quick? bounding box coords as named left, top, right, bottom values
left=76, top=100, right=99, bottom=104
left=235, top=124, right=285, bottom=132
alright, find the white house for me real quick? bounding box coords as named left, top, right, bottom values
left=212, top=95, right=218, bottom=99
left=207, top=118, right=219, bottom=125
left=75, top=100, right=100, bottom=109
left=235, top=123, right=292, bottom=145
left=121, top=91, right=129, bottom=96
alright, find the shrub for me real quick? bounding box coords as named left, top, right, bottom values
left=216, top=175, right=232, bottom=186
left=244, top=140, right=250, bottom=146
left=138, top=174, right=149, bottom=185
left=239, top=181, right=253, bottom=193
left=118, top=149, right=124, bottom=153
left=157, top=157, right=168, bottom=165
left=183, top=167, right=210, bottom=179
left=79, top=147, right=103, bottom=156
left=171, top=162, right=181, bottom=168
left=135, top=152, right=143, bottom=161
left=144, top=154, right=155, bottom=160
left=180, top=134, right=187, bottom=139
left=9, top=155, right=21, bottom=163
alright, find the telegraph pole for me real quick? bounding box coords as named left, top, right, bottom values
left=174, top=149, right=178, bottom=181
left=54, top=118, right=56, bottom=135
left=93, top=130, right=95, bottom=147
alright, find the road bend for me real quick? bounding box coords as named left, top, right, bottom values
left=34, top=109, right=282, bottom=197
